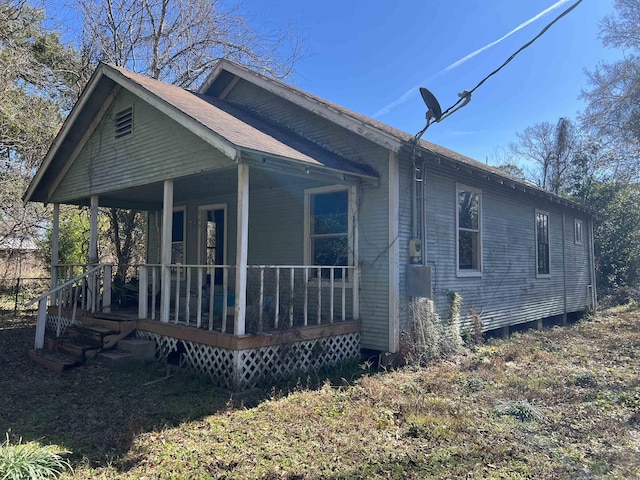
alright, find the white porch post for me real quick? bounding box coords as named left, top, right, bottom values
left=161, top=180, right=174, bottom=322
left=89, top=195, right=99, bottom=265
left=88, top=195, right=99, bottom=311
left=234, top=163, right=249, bottom=335
left=51, top=203, right=60, bottom=294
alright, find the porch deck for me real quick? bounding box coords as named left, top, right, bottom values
left=36, top=263, right=361, bottom=390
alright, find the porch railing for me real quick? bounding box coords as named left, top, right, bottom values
left=137, top=264, right=357, bottom=334
left=28, top=263, right=113, bottom=349
left=138, top=264, right=234, bottom=331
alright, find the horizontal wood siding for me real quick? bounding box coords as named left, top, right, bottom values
left=225, top=81, right=383, bottom=169
left=358, top=160, right=391, bottom=351
left=397, top=155, right=414, bottom=333
left=565, top=213, right=590, bottom=311
left=224, top=83, right=393, bottom=350
left=247, top=184, right=306, bottom=265
left=420, top=166, right=592, bottom=333
left=53, top=90, right=232, bottom=203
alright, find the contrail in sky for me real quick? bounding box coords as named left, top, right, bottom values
left=373, top=0, right=573, bottom=118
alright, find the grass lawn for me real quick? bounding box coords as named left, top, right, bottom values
left=1, top=306, right=638, bottom=479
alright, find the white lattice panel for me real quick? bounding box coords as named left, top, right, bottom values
left=237, top=333, right=360, bottom=388
left=46, top=315, right=77, bottom=338
left=135, top=329, right=360, bottom=390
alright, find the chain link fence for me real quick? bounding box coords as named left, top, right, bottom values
left=0, top=277, right=50, bottom=313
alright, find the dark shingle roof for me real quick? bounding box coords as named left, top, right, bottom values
left=109, top=65, right=377, bottom=178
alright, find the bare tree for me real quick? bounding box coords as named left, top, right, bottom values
left=509, top=118, right=578, bottom=194
left=581, top=0, right=640, bottom=180
left=77, top=0, right=304, bottom=87
left=69, top=0, right=305, bottom=285
left=0, top=0, right=87, bottom=272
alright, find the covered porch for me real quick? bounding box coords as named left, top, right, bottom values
left=35, top=161, right=368, bottom=388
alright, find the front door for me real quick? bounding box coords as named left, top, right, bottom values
left=199, top=205, right=226, bottom=285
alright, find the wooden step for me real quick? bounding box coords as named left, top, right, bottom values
left=28, top=349, right=84, bottom=373
left=65, top=325, right=117, bottom=348
left=45, top=337, right=100, bottom=361
left=80, top=315, right=136, bottom=333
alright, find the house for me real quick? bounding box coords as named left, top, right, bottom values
left=24, top=61, right=596, bottom=389
left=0, top=235, right=42, bottom=279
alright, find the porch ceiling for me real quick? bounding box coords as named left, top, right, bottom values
left=84, top=165, right=332, bottom=210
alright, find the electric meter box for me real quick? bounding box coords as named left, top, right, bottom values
left=407, top=265, right=432, bottom=298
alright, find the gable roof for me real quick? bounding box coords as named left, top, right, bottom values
left=201, top=60, right=598, bottom=216
left=24, top=63, right=378, bottom=205
left=26, top=60, right=595, bottom=216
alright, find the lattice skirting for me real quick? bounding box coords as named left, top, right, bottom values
left=46, top=314, right=78, bottom=338
left=135, top=330, right=361, bottom=390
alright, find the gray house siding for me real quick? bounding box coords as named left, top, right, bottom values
left=407, top=165, right=592, bottom=334
left=222, top=82, right=395, bottom=350
left=398, top=155, right=414, bottom=336
left=358, top=164, right=391, bottom=351
left=145, top=165, right=393, bottom=351
left=53, top=90, right=232, bottom=203
left=564, top=213, right=591, bottom=312
left=223, top=80, right=386, bottom=167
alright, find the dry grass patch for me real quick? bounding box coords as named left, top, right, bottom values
left=1, top=307, right=639, bottom=479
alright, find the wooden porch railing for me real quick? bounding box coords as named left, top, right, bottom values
left=28, top=264, right=112, bottom=349
left=138, top=264, right=234, bottom=330
left=137, top=264, right=358, bottom=334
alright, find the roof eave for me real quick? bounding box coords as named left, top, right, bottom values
left=200, top=60, right=404, bottom=154
left=23, top=63, right=111, bottom=205
left=416, top=144, right=598, bottom=217
left=102, top=67, right=238, bottom=161
left=239, top=147, right=380, bottom=187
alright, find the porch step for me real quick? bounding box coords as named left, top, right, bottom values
left=117, top=338, right=156, bottom=361
left=28, top=349, right=84, bottom=373
left=45, top=337, right=100, bottom=361
left=29, top=321, right=140, bottom=372
left=97, top=338, right=156, bottom=368
left=97, top=350, right=136, bottom=369
left=65, top=325, right=117, bottom=348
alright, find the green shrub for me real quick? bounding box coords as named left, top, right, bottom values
left=494, top=400, right=545, bottom=422
left=0, top=435, right=71, bottom=480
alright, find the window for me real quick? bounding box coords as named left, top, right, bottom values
left=114, top=106, right=133, bottom=138
left=536, top=210, right=550, bottom=276
left=171, top=208, right=185, bottom=265
left=574, top=218, right=583, bottom=245
left=456, top=185, right=482, bottom=275
left=305, top=186, right=353, bottom=279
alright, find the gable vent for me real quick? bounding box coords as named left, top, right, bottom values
left=114, top=106, right=133, bottom=138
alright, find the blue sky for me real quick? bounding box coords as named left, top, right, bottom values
left=47, top=0, right=620, bottom=164
left=248, top=0, right=620, bottom=164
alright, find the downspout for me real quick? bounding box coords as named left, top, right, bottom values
left=421, top=160, right=427, bottom=266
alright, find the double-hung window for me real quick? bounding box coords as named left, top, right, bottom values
left=456, top=185, right=482, bottom=276
left=574, top=218, right=583, bottom=245
left=305, top=186, right=354, bottom=279
left=536, top=210, right=550, bottom=276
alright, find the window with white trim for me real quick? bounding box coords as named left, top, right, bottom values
left=574, top=218, right=583, bottom=245
left=305, top=186, right=353, bottom=279
left=536, top=210, right=550, bottom=276
left=171, top=207, right=186, bottom=265
left=456, top=185, right=482, bottom=275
